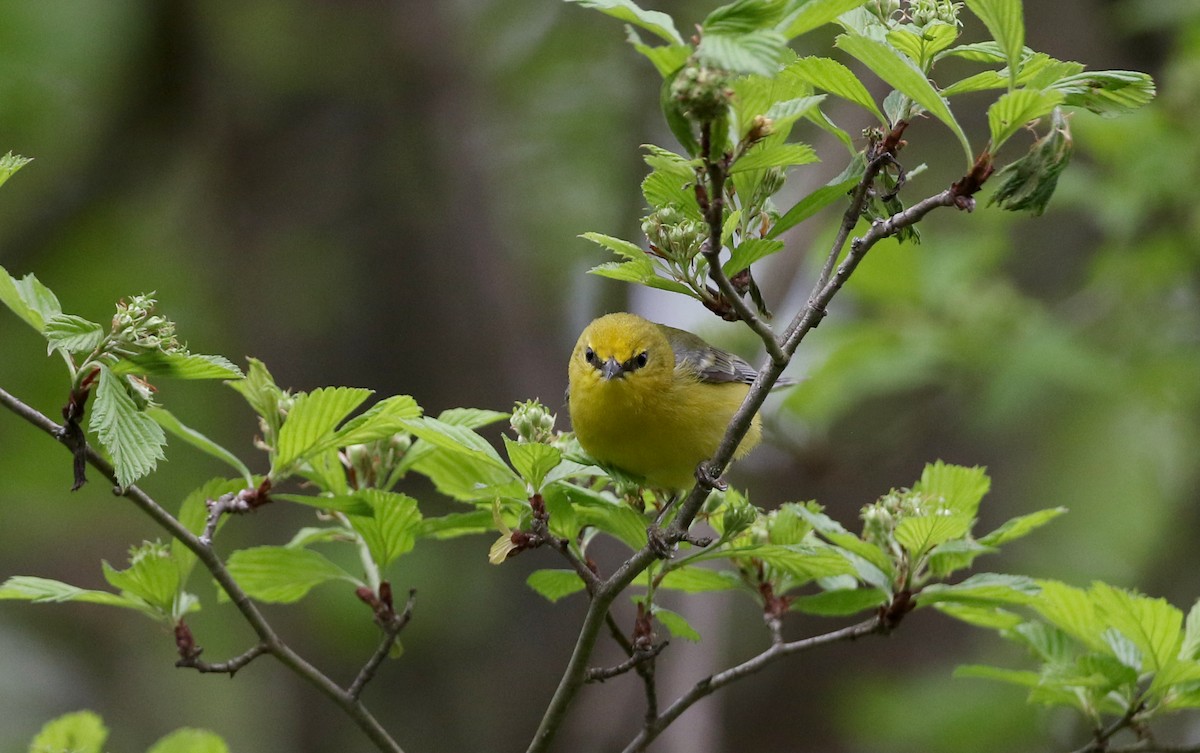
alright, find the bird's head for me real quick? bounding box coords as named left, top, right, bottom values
left=569, top=313, right=672, bottom=388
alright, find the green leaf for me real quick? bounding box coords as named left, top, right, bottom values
left=28, top=710, right=108, bottom=753
left=731, top=142, right=818, bottom=173
left=0, top=265, right=62, bottom=332
left=894, top=513, right=973, bottom=558
left=527, top=569, right=587, bottom=602
left=724, top=544, right=855, bottom=582
left=173, top=478, right=246, bottom=583
left=273, top=386, right=373, bottom=472
left=146, top=728, right=230, bottom=753
left=504, top=437, right=563, bottom=490
left=273, top=492, right=374, bottom=516
left=0, top=575, right=134, bottom=609
left=792, top=587, right=888, bottom=616
left=110, top=352, right=244, bottom=380
left=928, top=538, right=995, bottom=578
left=653, top=606, right=701, bottom=641
left=418, top=509, right=495, bottom=540
left=704, top=0, right=788, bottom=33
left=917, top=573, right=1040, bottom=608
left=627, top=28, right=691, bottom=78
left=697, top=30, right=788, bottom=77
left=402, top=416, right=509, bottom=469
left=225, top=546, right=360, bottom=603
left=147, top=408, right=254, bottom=485
left=978, top=506, right=1067, bottom=547
left=642, top=169, right=703, bottom=218
left=1029, top=580, right=1107, bottom=651
left=347, top=490, right=422, bottom=570
left=987, top=89, right=1064, bottom=149
left=588, top=260, right=695, bottom=297
left=102, top=542, right=181, bottom=617
left=953, top=664, right=1044, bottom=688
left=886, top=23, right=958, bottom=70
left=566, top=0, right=684, bottom=44
left=1182, top=600, right=1200, bottom=661
left=835, top=33, right=972, bottom=165
left=90, top=364, right=167, bottom=488
left=769, top=156, right=864, bottom=237
left=912, top=461, right=991, bottom=518
left=963, top=0, right=1024, bottom=87
left=409, top=448, right=525, bottom=502
left=226, top=358, right=283, bottom=428
left=650, top=566, right=741, bottom=593
left=1049, top=70, right=1156, bottom=116
left=308, top=394, right=422, bottom=457
left=796, top=506, right=894, bottom=576
left=43, top=314, right=105, bottom=355
left=780, top=0, right=871, bottom=39
left=933, top=602, right=1024, bottom=630
left=787, top=56, right=886, bottom=123
left=1090, top=582, right=1183, bottom=677
left=576, top=503, right=649, bottom=550
left=936, top=40, right=1012, bottom=64
left=722, top=238, right=786, bottom=276
left=0, top=151, right=32, bottom=190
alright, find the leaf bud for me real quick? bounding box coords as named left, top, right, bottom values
left=511, top=399, right=557, bottom=444
left=671, top=64, right=732, bottom=122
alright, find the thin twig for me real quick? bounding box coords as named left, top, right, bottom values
left=177, top=643, right=269, bottom=676
left=623, top=617, right=883, bottom=753
left=587, top=642, right=668, bottom=683
left=0, top=387, right=407, bottom=753
left=349, top=589, right=417, bottom=700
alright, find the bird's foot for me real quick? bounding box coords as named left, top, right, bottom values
left=694, top=462, right=727, bottom=492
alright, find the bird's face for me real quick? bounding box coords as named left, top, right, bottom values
left=569, top=313, right=672, bottom=389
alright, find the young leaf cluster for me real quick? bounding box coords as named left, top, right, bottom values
left=25, top=710, right=228, bottom=753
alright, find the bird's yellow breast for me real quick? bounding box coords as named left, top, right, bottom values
left=567, top=313, right=762, bottom=490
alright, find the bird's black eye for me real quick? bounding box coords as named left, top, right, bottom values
left=635, top=351, right=649, bottom=368
left=585, top=347, right=597, bottom=365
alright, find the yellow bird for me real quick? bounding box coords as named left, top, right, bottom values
left=567, top=312, right=765, bottom=490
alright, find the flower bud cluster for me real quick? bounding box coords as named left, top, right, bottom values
left=906, top=0, right=962, bottom=27
left=642, top=206, right=705, bottom=264
left=511, top=399, right=557, bottom=444
left=670, top=64, right=732, bottom=122
left=344, top=433, right=412, bottom=489
left=111, top=294, right=182, bottom=355
left=866, top=0, right=901, bottom=22
left=861, top=488, right=930, bottom=547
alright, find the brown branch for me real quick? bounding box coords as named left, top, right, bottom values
left=349, top=588, right=417, bottom=700
left=587, top=642, right=668, bottom=683
left=623, top=617, right=884, bottom=753
left=0, top=386, right=407, bottom=753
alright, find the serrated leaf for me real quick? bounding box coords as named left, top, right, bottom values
left=43, top=314, right=104, bottom=355
left=1181, top=600, right=1200, bottom=661
left=0, top=151, right=31, bottom=190
left=787, top=56, right=885, bottom=122
left=731, top=143, right=818, bottom=173
left=704, top=0, right=788, bottom=33
left=917, top=573, right=1040, bottom=608
left=527, top=569, right=587, bottom=602
left=1029, top=580, right=1107, bottom=651
left=722, top=238, right=786, bottom=277
left=146, top=728, right=230, bottom=753
left=0, top=265, right=62, bottom=332
left=835, top=33, right=972, bottom=165
left=796, top=506, right=894, bottom=575
left=953, top=664, right=1044, bottom=687
left=886, top=22, right=958, bottom=69
left=1049, top=70, right=1156, bottom=117
left=29, top=710, right=108, bottom=753
left=581, top=231, right=649, bottom=261
left=147, top=408, right=254, bottom=485
left=936, top=40, right=1011, bottom=64
left=642, top=169, right=703, bottom=217
left=792, top=587, right=887, bottom=616
left=225, top=546, right=359, bottom=603
left=308, top=394, right=422, bottom=457
left=928, top=538, right=995, bottom=578
left=417, top=509, right=494, bottom=539
left=912, top=461, right=990, bottom=517
left=0, top=575, right=134, bottom=609
left=649, top=566, right=741, bottom=593
left=769, top=156, right=864, bottom=237
left=409, top=448, right=525, bottom=502
left=90, top=364, right=166, bottom=488
left=273, top=492, right=374, bottom=516
left=1090, top=582, right=1183, bottom=678
left=566, top=0, right=684, bottom=45
left=272, top=386, right=372, bottom=471
left=347, top=490, right=422, bottom=570
left=780, top=0, right=871, bottom=39
left=697, top=30, right=788, bottom=77
left=503, top=437, right=562, bottom=490
left=576, top=503, right=649, bottom=550
left=653, top=606, right=701, bottom=641
left=589, top=260, right=695, bottom=297
left=226, top=357, right=284, bottom=436
left=963, top=0, right=1024, bottom=87
left=102, top=543, right=180, bottom=617
left=978, top=506, right=1067, bottom=547
left=723, top=543, right=855, bottom=582
left=987, top=88, right=1064, bottom=149
left=764, top=94, right=827, bottom=131
left=110, top=352, right=243, bottom=380
left=628, top=28, right=691, bottom=78
left=934, top=602, right=1024, bottom=630
left=895, top=513, right=973, bottom=557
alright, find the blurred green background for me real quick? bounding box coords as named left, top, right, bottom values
left=1, top=1, right=1197, bottom=751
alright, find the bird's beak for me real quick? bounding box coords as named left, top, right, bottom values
left=600, top=357, right=624, bottom=381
